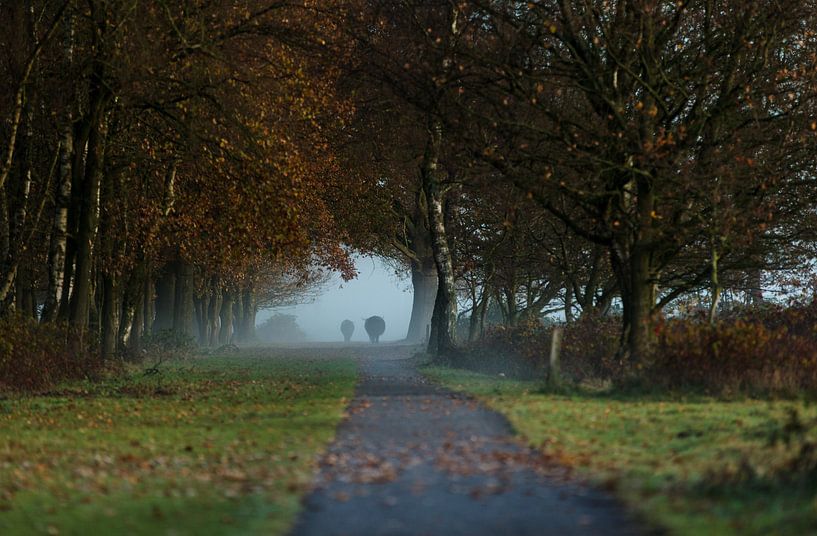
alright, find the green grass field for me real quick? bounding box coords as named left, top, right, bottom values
left=424, top=366, right=817, bottom=535
left=0, top=352, right=357, bottom=535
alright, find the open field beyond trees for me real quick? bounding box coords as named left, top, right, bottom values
left=0, top=353, right=356, bottom=535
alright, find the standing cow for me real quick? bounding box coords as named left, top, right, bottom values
left=340, top=319, right=355, bottom=342
left=364, top=316, right=385, bottom=343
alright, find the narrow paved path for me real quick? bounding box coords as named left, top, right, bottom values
left=290, top=345, right=650, bottom=536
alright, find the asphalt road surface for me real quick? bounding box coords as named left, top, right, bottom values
left=290, top=344, right=651, bottom=536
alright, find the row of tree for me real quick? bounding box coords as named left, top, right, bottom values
left=338, top=0, right=817, bottom=361
left=3, top=1, right=817, bottom=364
left=0, top=0, right=354, bottom=357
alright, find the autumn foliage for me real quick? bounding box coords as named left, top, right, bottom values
left=2, top=0, right=817, bottom=390
left=463, top=316, right=621, bottom=380
left=464, top=303, right=817, bottom=396
left=0, top=316, right=101, bottom=392
left=650, top=304, right=817, bottom=396
left=0, top=1, right=357, bottom=366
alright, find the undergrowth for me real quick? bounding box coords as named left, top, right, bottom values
left=461, top=302, right=817, bottom=397
left=0, top=315, right=104, bottom=393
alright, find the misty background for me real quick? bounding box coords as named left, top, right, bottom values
left=257, top=257, right=413, bottom=342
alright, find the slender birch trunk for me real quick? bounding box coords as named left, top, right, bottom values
left=422, top=119, right=457, bottom=357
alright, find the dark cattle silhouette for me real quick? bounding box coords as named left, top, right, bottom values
left=364, top=316, right=386, bottom=343
left=340, top=319, right=355, bottom=342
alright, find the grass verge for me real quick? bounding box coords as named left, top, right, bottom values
left=424, top=366, right=817, bottom=535
left=0, top=351, right=357, bottom=535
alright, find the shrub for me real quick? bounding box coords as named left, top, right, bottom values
left=462, top=301, right=817, bottom=395
left=140, top=329, right=196, bottom=362
left=649, top=312, right=817, bottom=396
left=0, top=316, right=102, bottom=392
left=460, top=315, right=621, bottom=381
left=559, top=315, right=622, bottom=381
left=461, top=319, right=548, bottom=377
left=256, top=314, right=307, bottom=344
left=722, top=300, right=817, bottom=338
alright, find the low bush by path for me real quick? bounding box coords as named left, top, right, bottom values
left=425, top=366, right=817, bottom=535
left=465, top=303, right=817, bottom=396
left=0, top=352, right=356, bottom=535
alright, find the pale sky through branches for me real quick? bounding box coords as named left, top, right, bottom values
left=259, top=257, right=413, bottom=342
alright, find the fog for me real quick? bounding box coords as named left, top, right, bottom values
left=257, top=257, right=413, bottom=342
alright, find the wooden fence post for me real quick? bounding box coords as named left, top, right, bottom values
left=548, top=326, right=563, bottom=389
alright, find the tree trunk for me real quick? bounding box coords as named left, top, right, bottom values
left=402, top=184, right=437, bottom=343
left=15, top=271, right=35, bottom=318
left=208, top=283, right=222, bottom=347
left=119, top=265, right=146, bottom=355
left=422, top=119, right=457, bottom=357
left=143, top=275, right=154, bottom=336
left=0, top=189, right=8, bottom=282
left=100, top=273, right=118, bottom=359
left=468, top=290, right=489, bottom=343
left=233, top=291, right=243, bottom=341
left=173, top=259, right=195, bottom=340
left=42, top=123, right=72, bottom=322
left=0, top=265, right=15, bottom=315
left=56, top=133, right=85, bottom=322
left=612, top=242, right=656, bottom=364
left=627, top=251, right=654, bottom=363
left=609, top=176, right=659, bottom=364
left=0, top=72, right=35, bottom=312
left=5, top=97, right=34, bottom=313
left=43, top=0, right=74, bottom=321
left=194, top=293, right=209, bottom=345
left=240, top=287, right=256, bottom=342
left=0, top=185, right=11, bottom=314
left=747, top=268, right=763, bottom=305
left=478, top=292, right=490, bottom=338
left=427, top=278, right=442, bottom=354
left=405, top=260, right=437, bottom=342
left=503, top=286, right=518, bottom=326
left=219, top=291, right=234, bottom=345
left=0, top=0, right=70, bottom=192
left=153, top=265, right=175, bottom=334
left=564, top=287, right=574, bottom=323
left=709, top=243, right=721, bottom=324
left=67, top=79, right=109, bottom=330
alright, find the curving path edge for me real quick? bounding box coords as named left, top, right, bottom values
left=290, top=345, right=652, bottom=536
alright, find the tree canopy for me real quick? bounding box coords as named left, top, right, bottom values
left=1, top=0, right=816, bottom=361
